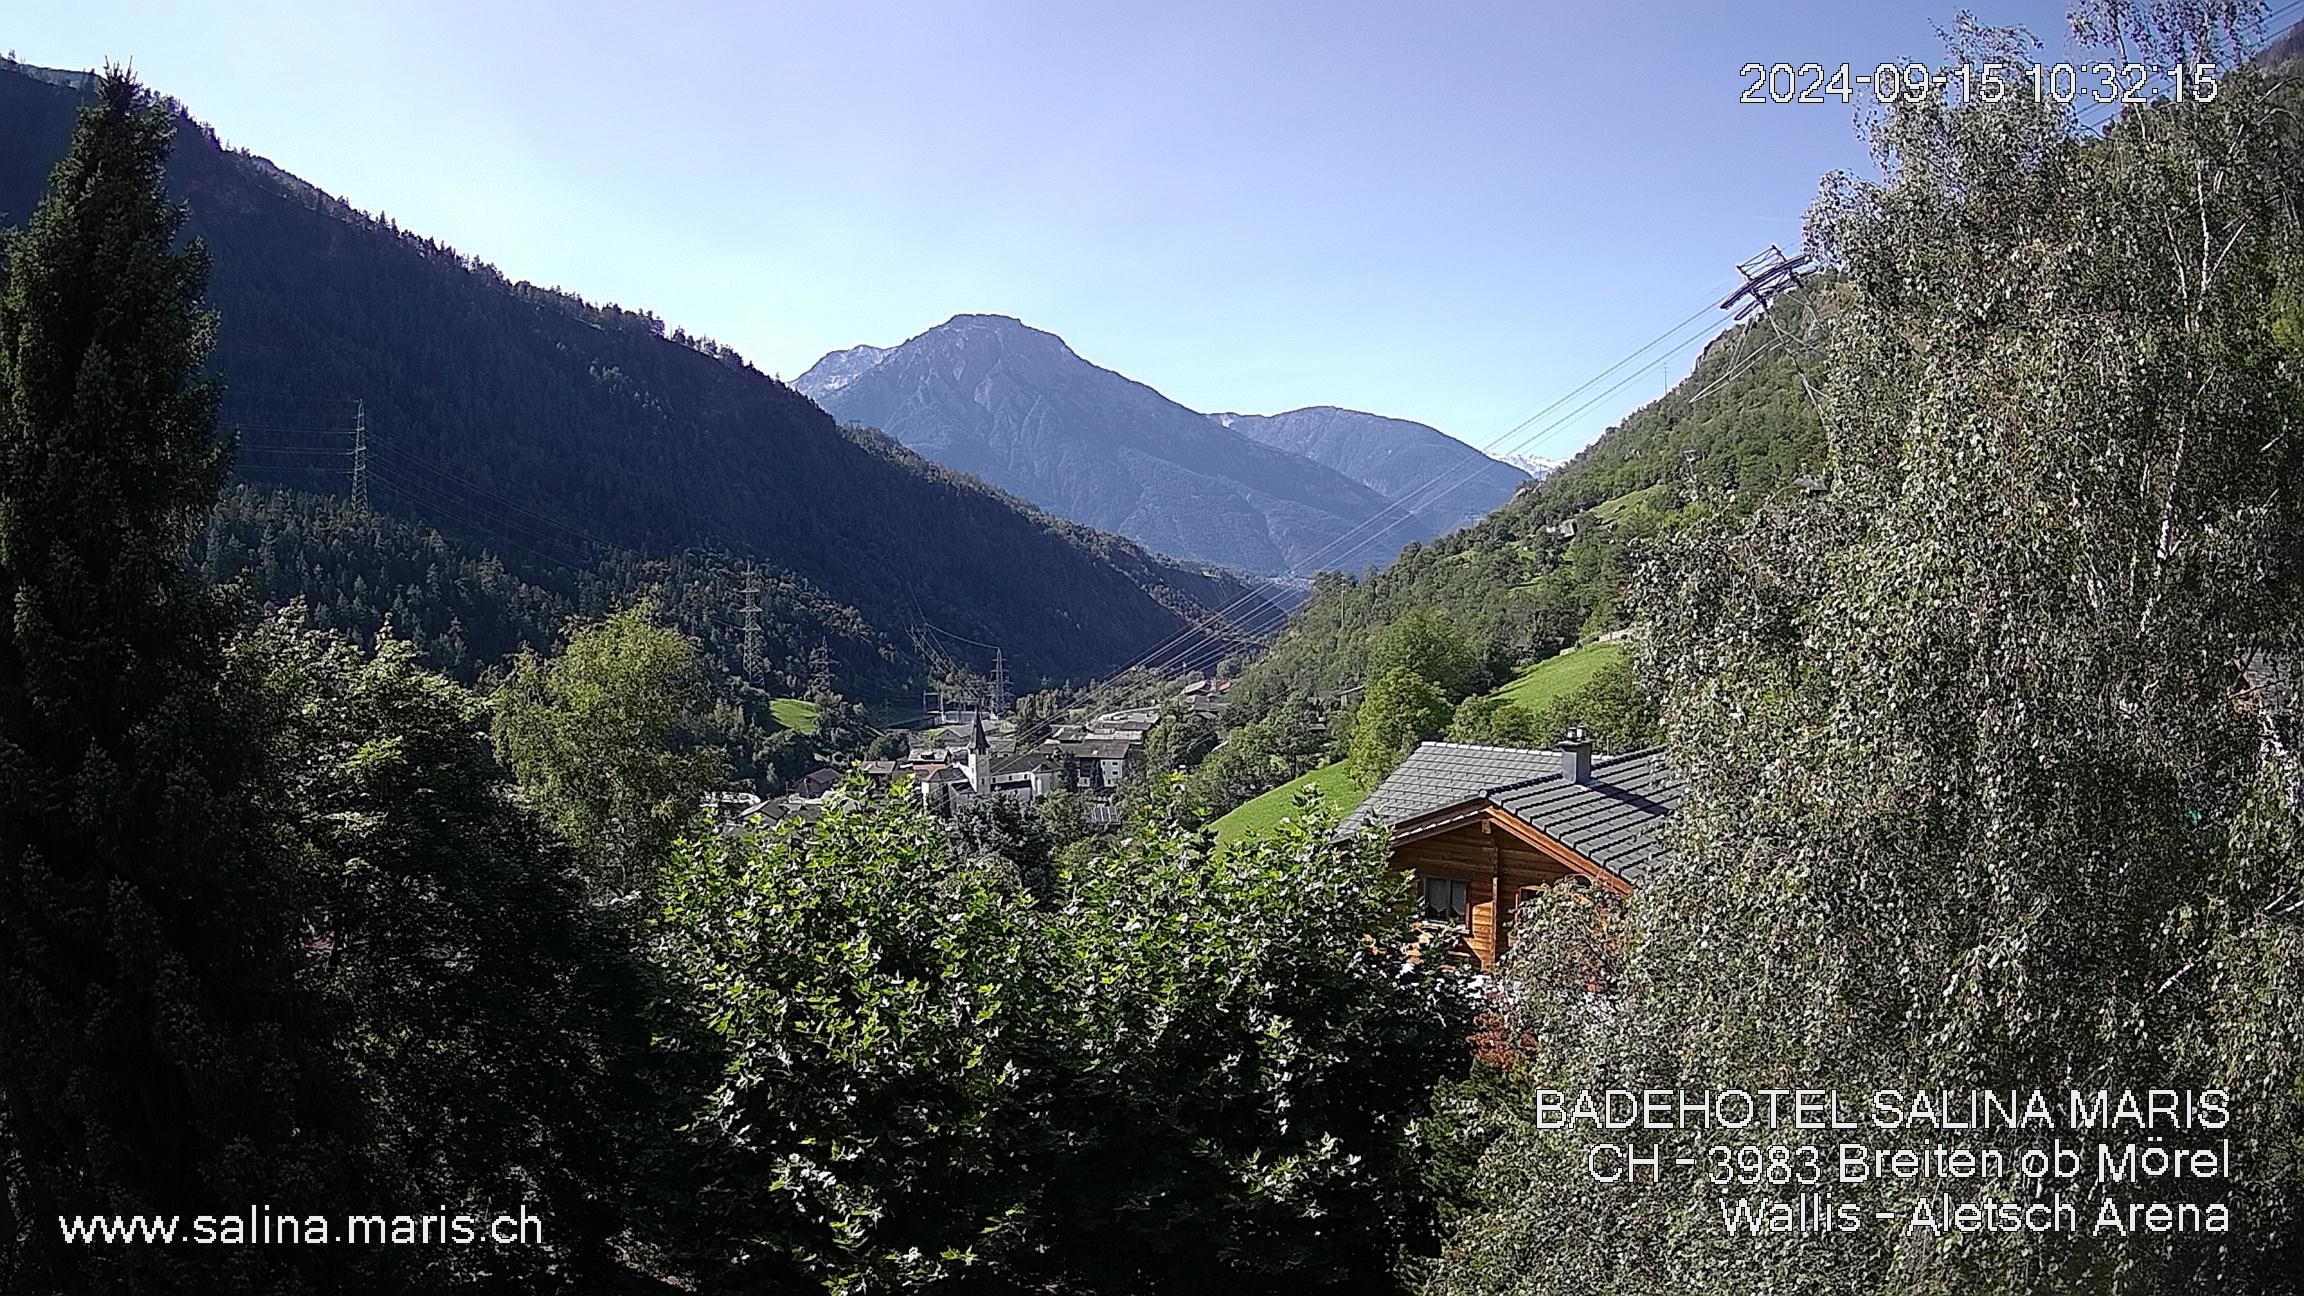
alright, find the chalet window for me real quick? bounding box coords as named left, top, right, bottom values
left=1420, top=876, right=1469, bottom=928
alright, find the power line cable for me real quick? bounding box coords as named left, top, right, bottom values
left=1074, top=307, right=1737, bottom=701
left=1113, top=292, right=1738, bottom=669
left=1094, top=7, right=2304, bottom=745
left=1148, top=309, right=1741, bottom=657
left=365, top=459, right=591, bottom=562
left=2071, top=3, right=2302, bottom=131
left=365, top=443, right=624, bottom=557
left=918, top=621, right=1003, bottom=653
left=235, top=444, right=354, bottom=457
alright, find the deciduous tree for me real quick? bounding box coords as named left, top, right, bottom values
left=493, top=604, right=727, bottom=899
left=1348, top=667, right=1453, bottom=785
left=1432, top=12, right=2304, bottom=1292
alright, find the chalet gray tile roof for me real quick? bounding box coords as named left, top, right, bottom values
left=1345, top=741, right=1682, bottom=888
left=1487, top=748, right=1682, bottom=887
left=1340, top=742, right=1567, bottom=832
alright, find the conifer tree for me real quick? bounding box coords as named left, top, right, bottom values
left=0, top=71, right=362, bottom=1293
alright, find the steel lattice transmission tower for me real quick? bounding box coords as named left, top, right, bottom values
left=739, top=564, right=765, bottom=677
left=350, top=399, right=369, bottom=510
left=1720, top=244, right=1813, bottom=319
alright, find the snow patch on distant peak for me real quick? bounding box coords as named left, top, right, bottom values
left=792, top=343, right=890, bottom=398
left=1498, top=452, right=1564, bottom=480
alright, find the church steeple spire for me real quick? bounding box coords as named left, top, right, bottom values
left=967, top=717, right=991, bottom=795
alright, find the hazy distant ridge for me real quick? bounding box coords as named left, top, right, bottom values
left=798, top=316, right=1522, bottom=574
left=1213, top=405, right=1526, bottom=534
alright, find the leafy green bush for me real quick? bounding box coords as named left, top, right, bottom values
left=1173, top=694, right=1334, bottom=822
left=1365, top=608, right=1489, bottom=702
left=491, top=605, right=727, bottom=899
left=656, top=788, right=1476, bottom=1293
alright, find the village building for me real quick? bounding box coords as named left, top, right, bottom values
left=1057, top=736, right=1140, bottom=792
left=700, top=790, right=766, bottom=822
left=911, top=762, right=973, bottom=814
left=1179, top=675, right=1232, bottom=717
left=1083, top=707, right=1160, bottom=739
left=988, top=748, right=1064, bottom=798
left=1344, top=731, right=1681, bottom=971
left=905, top=720, right=1069, bottom=814
left=878, top=704, right=1166, bottom=822
left=790, top=766, right=843, bottom=800
left=697, top=790, right=794, bottom=834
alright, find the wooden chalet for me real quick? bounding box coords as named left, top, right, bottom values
left=1343, top=733, right=1681, bottom=970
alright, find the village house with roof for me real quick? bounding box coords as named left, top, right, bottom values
left=1345, top=729, right=1682, bottom=970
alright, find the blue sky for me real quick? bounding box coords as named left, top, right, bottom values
left=16, top=0, right=2090, bottom=460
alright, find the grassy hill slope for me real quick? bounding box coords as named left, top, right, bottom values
left=1210, top=760, right=1368, bottom=846
left=1219, top=289, right=1826, bottom=726
left=1493, top=642, right=1628, bottom=712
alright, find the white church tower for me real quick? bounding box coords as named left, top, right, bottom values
left=966, top=717, right=992, bottom=796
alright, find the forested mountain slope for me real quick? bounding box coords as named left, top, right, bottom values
left=796, top=314, right=1432, bottom=576
left=0, top=62, right=1271, bottom=696
left=201, top=484, right=890, bottom=694
left=1222, top=291, right=1826, bottom=718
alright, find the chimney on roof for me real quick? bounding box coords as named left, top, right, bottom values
left=1560, top=726, right=1592, bottom=785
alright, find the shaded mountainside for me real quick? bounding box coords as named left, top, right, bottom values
left=1212, top=406, right=1526, bottom=535
left=201, top=484, right=891, bottom=695
left=796, top=314, right=1437, bottom=577
left=2257, top=18, right=2304, bottom=66
left=1221, top=291, right=1827, bottom=720
left=0, top=63, right=1273, bottom=697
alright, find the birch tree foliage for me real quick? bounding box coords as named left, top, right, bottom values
left=1432, top=10, right=2304, bottom=1294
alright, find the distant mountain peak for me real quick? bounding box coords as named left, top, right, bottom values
left=796, top=316, right=1434, bottom=575
left=796, top=343, right=890, bottom=397
left=1499, top=451, right=1564, bottom=480
left=1215, top=406, right=1529, bottom=535
left=911, top=313, right=1082, bottom=361
left=800, top=317, right=1528, bottom=572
